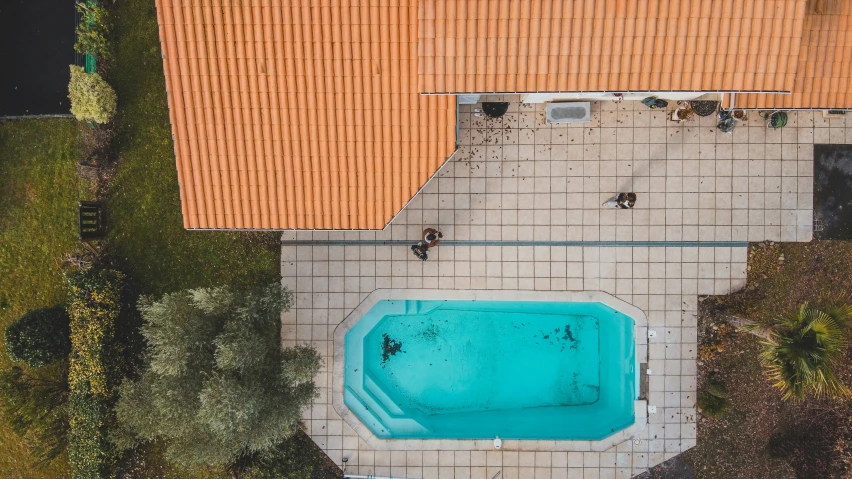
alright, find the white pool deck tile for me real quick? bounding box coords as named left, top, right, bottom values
left=282, top=98, right=846, bottom=478
left=284, top=244, right=737, bottom=478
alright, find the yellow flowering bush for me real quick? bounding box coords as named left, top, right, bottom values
left=75, top=2, right=111, bottom=59
left=65, top=268, right=124, bottom=479
left=68, top=65, right=117, bottom=124
left=67, top=269, right=123, bottom=397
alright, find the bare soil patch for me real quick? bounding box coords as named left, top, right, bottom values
left=682, top=241, right=852, bottom=479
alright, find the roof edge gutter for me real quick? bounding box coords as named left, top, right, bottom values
left=419, top=89, right=794, bottom=96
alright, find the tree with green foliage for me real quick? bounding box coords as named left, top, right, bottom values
left=68, top=65, right=117, bottom=124
left=115, top=284, right=320, bottom=468
left=75, top=2, right=111, bottom=59
left=726, top=301, right=852, bottom=402
left=4, top=306, right=71, bottom=367
left=0, top=363, right=69, bottom=465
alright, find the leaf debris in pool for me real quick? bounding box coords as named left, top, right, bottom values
left=562, top=324, right=576, bottom=342
left=380, top=333, right=403, bottom=365
left=420, top=324, right=439, bottom=341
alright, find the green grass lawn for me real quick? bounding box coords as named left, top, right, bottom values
left=0, top=118, right=82, bottom=478
left=103, top=0, right=280, bottom=476
left=0, top=1, right=331, bottom=477
left=105, top=1, right=339, bottom=474
left=106, top=0, right=280, bottom=297
left=0, top=1, right=276, bottom=475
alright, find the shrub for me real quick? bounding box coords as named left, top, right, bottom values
left=69, top=391, right=111, bottom=478
left=75, top=2, right=110, bottom=59
left=698, top=375, right=732, bottom=417
left=66, top=268, right=125, bottom=479
left=68, top=65, right=117, bottom=124
left=4, top=306, right=71, bottom=367
left=115, top=284, right=320, bottom=467
left=697, top=390, right=731, bottom=418
left=67, top=268, right=124, bottom=397
left=705, top=378, right=729, bottom=399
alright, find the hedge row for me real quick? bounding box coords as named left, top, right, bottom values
left=66, top=268, right=124, bottom=479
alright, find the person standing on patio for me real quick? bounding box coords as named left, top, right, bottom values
left=411, top=243, right=429, bottom=260
left=411, top=227, right=443, bottom=261
left=423, top=228, right=443, bottom=247
left=602, top=193, right=637, bottom=209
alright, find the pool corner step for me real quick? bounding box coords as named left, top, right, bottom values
left=363, top=372, right=406, bottom=416
left=344, top=386, right=431, bottom=438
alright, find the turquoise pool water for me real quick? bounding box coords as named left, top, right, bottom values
left=344, top=300, right=637, bottom=440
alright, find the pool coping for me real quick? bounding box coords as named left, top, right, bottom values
left=331, top=289, right=649, bottom=452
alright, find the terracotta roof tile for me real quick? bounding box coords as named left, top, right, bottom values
left=155, top=0, right=456, bottom=230
left=419, top=0, right=808, bottom=94
left=734, top=0, right=852, bottom=109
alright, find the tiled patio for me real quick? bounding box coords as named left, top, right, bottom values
left=282, top=98, right=847, bottom=478
left=283, top=243, right=742, bottom=478
left=412, top=95, right=819, bottom=244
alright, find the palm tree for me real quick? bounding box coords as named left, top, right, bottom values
left=723, top=301, right=852, bottom=402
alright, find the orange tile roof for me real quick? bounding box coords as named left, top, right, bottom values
left=733, top=0, right=852, bottom=109
left=155, top=0, right=457, bottom=230
left=418, top=0, right=808, bottom=94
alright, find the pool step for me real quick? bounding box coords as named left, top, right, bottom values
left=344, top=384, right=431, bottom=437
left=344, top=388, right=391, bottom=436
left=363, top=373, right=406, bottom=416
left=403, top=300, right=443, bottom=315
left=363, top=373, right=434, bottom=428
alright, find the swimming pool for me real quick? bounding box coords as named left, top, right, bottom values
left=343, top=297, right=638, bottom=440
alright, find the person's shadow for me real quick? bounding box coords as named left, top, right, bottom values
left=614, top=162, right=651, bottom=197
